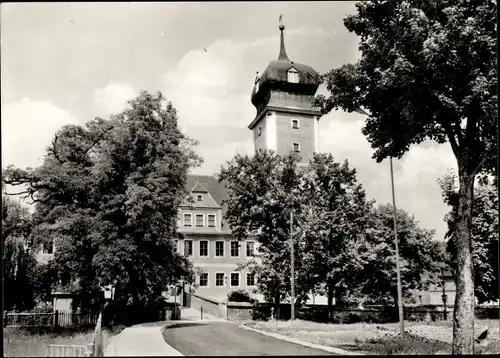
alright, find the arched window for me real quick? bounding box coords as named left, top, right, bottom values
left=287, top=68, right=299, bottom=83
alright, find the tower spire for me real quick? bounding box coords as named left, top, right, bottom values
left=278, top=16, right=289, bottom=61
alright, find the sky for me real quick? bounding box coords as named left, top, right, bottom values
left=1, top=2, right=457, bottom=242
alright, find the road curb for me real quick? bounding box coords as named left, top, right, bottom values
left=159, top=326, right=184, bottom=356
left=239, top=323, right=365, bottom=356
left=104, top=329, right=123, bottom=356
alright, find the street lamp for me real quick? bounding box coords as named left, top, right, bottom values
left=354, top=107, right=405, bottom=337
left=290, top=209, right=295, bottom=321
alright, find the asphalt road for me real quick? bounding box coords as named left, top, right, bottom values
left=162, top=322, right=337, bottom=356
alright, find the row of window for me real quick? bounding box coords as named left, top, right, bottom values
left=180, top=240, right=255, bottom=258
left=198, top=272, right=256, bottom=287
left=183, top=212, right=216, bottom=227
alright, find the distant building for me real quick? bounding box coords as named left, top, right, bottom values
left=178, top=175, right=260, bottom=302
left=414, top=270, right=456, bottom=306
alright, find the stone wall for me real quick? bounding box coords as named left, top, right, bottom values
left=227, top=302, right=254, bottom=321
left=186, top=292, right=227, bottom=319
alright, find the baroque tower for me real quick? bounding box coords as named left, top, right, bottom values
left=249, top=23, right=322, bottom=165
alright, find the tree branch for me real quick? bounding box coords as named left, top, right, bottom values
left=48, top=134, right=63, bottom=163
left=440, top=120, right=461, bottom=158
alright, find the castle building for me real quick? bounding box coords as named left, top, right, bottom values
left=249, top=23, right=323, bottom=165
left=183, top=23, right=324, bottom=302
left=177, top=175, right=259, bottom=302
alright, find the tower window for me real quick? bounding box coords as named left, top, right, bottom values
left=293, top=143, right=300, bottom=152
left=287, top=68, right=299, bottom=83
left=292, top=119, right=299, bottom=129
left=258, top=126, right=262, bottom=137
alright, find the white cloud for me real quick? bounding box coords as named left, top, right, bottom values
left=162, top=27, right=457, bottom=242
left=1, top=98, right=79, bottom=169
left=162, top=27, right=337, bottom=130
left=93, top=83, right=137, bottom=116
left=190, top=139, right=254, bottom=176
left=319, top=109, right=457, bottom=240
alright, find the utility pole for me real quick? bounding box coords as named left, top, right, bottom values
left=290, top=209, right=295, bottom=320
left=390, top=157, right=405, bottom=337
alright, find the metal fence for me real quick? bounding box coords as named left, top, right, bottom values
left=47, top=344, right=93, bottom=357
left=45, top=313, right=101, bottom=357
left=4, top=311, right=98, bottom=328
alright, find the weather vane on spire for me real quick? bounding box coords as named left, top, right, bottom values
left=279, top=14, right=284, bottom=27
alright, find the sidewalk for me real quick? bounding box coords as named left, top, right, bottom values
left=104, top=323, right=183, bottom=356
left=104, top=307, right=226, bottom=356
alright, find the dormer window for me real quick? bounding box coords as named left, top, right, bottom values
left=287, top=68, right=299, bottom=83
left=196, top=194, right=203, bottom=201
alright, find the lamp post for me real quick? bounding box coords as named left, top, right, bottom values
left=355, top=106, right=405, bottom=337
left=290, top=209, right=295, bottom=321
left=390, top=157, right=405, bottom=336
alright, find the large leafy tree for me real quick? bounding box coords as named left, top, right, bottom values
left=2, top=191, right=32, bottom=245
left=2, top=196, right=38, bottom=311
left=439, top=171, right=498, bottom=305
left=219, top=151, right=304, bottom=315
left=3, top=91, right=200, bottom=318
left=360, top=204, right=445, bottom=306
left=298, top=153, right=372, bottom=318
left=315, top=1, right=497, bottom=353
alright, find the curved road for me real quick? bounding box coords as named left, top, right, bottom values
left=162, top=322, right=337, bottom=356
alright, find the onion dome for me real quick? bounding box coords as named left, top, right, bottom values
left=251, top=24, right=321, bottom=108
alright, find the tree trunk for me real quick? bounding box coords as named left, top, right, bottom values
left=274, top=292, right=280, bottom=320
left=334, top=286, right=345, bottom=307
left=453, top=169, right=476, bottom=354
left=327, top=284, right=334, bottom=321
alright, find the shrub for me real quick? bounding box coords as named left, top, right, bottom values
left=227, top=290, right=256, bottom=303
left=29, top=300, right=53, bottom=314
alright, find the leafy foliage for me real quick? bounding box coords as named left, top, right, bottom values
left=439, top=171, right=499, bottom=304
left=2, top=91, right=201, bottom=315
left=219, top=150, right=303, bottom=308
left=227, top=289, right=256, bottom=303
left=316, top=0, right=496, bottom=352
left=298, top=153, right=373, bottom=309
left=360, top=204, right=445, bottom=305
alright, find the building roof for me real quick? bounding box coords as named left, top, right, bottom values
left=251, top=24, right=321, bottom=107
left=185, top=175, right=231, bottom=229
left=190, top=181, right=209, bottom=193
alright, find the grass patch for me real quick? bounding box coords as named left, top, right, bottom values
left=358, top=332, right=451, bottom=355
left=3, top=325, right=126, bottom=357
left=3, top=327, right=94, bottom=357
left=245, top=319, right=499, bottom=355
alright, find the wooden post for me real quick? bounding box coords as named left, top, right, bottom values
left=94, top=312, right=103, bottom=357
left=201, top=306, right=203, bottom=320
left=54, top=310, right=59, bottom=328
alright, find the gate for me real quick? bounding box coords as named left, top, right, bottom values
left=47, top=344, right=93, bottom=357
